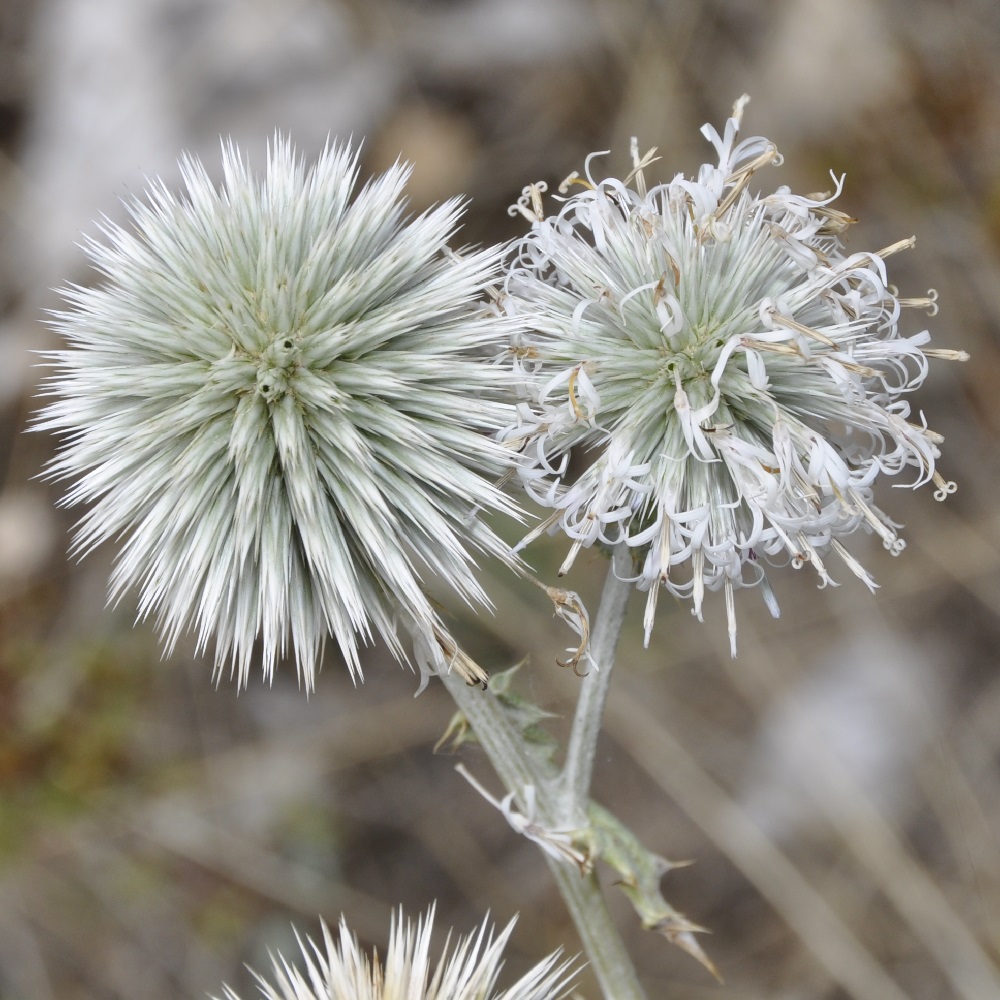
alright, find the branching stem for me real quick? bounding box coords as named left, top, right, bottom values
left=438, top=546, right=645, bottom=1000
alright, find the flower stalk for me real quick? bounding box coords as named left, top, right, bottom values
left=440, top=543, right=651, bottom=1000
left=559, top=544, right=635, bottom=816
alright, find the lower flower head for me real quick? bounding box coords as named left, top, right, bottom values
left=215, top=906, right=577, bottom=1000
left=501, top=96, right=966, bottom=654
left=38, top=137, right=519, bottom=687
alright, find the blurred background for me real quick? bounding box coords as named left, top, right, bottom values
left=2, top=0, right=1000, bottom=997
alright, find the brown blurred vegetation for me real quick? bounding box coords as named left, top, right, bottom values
left=1, top=0, right=999, bottom=997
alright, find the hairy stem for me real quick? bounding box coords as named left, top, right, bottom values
left=439, top=665, right=541, bottom=800
left=559, top=545, right=634, bottom=815
left=437, top=547, right=645, bottom=1000
left=544, top=856, right=649, bottom=1000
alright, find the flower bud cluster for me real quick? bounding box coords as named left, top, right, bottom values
left=38, top=138, right=520, bottom=687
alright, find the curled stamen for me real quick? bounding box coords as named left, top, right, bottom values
left=558, top=171, right=593, bottom=195
left=924, top=348, right=970, bottom=362
left=766, top=309, right=838, bottom=347
left=715, top=144, right=781, bottom=219
left=508, top=181, right=549, bottom=221
left=875, top=236, right=916, bottom=258
left=548, top=585, right=592, bottom=675
left=899, top=288, right=939, bottom=316
left=932, top=471, right=958, bottom=501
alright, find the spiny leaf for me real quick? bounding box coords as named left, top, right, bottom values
left=580, top=801, right=720, bottom=981
left=435, top=658, right=559, bottom=764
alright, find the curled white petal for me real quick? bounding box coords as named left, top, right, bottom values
left=456, top=765, right=591, bottom=870
left=500, top=100, right=962, bottom=655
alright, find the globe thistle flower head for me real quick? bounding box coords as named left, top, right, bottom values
left=502, top=95, right=966, bottom=655
left=37, top=137, right=520, bottom=688
left=215, top=907, right=578, bottom=1000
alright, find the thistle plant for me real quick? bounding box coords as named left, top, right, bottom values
left=437, top=95, right=965, bottom=997
left=215, top=908, right=577, bottom=1000
left=37, top=137, right=519, bottom=689
left=37, top=99, right=965, bottom=1000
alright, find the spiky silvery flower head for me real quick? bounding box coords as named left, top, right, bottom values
left=38, top=137, right=520, bottom=688
left=501, top=96, right=966, bottom=654
left=215, top=907, right=578, bottom=1000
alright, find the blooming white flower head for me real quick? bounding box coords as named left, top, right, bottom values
left=502, top=96, right=966, bottom=655
left=37, top=137, right=520, bottom=688
left=215, top=907, right=578, bottom=1000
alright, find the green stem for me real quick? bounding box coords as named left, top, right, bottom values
left=439, top=666, right=648, bottom=1000
left=437, top=544, right=645, bottom=998
left=438, top=665, right=541, bottom=801
left=544, top=856, right=649, bottom=1000
left=559, top=545, right=634, bottom=815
